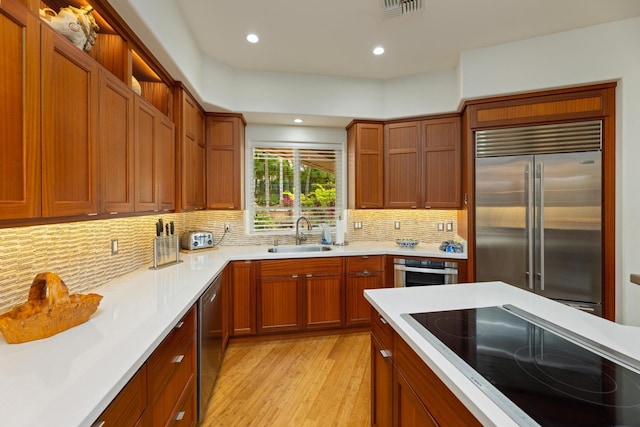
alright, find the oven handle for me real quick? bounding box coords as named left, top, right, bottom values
left=394, top=265, right=458, bottom=275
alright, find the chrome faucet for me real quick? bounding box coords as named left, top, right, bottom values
left=295, top=216, right=312, bottom=245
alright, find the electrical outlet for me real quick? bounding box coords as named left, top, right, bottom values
left=353, top=222, right=362, bottom=230
left=111, top=239, right=118, bottom=256
left=446, top=222, right=454, bottom=232
left=224, top=224, right=232, bottom=233
left=437, top=222, right=444, bottom=231
left=394, top=221, right=401, bottom=230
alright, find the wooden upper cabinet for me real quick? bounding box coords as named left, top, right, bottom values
left=157, top=114, right=175, bottom=212
left=134, top=96, right=158, bottom=212
left=347, top=121, right=384, bottom=209
left=384, top=117, right=461, bottom=209
left=422, top=117, right=461, bottom=208
left=0, top=1, right=41, bottom=220
left=206, top=114, right=245, bottom=210
left=134, top=96, right=175, bottom=212
left=179, top=89, right=206, bottom=211
left=100, top=71, right=135, bottom=214
left=41, top=24, right=100, bottom=217
left=384, top=121, right=421, bottom=208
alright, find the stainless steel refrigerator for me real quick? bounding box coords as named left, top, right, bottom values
left=475, top=121, right=603, bottom=315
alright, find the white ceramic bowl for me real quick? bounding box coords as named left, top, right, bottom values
left=396, top=238, right=419, bottom=248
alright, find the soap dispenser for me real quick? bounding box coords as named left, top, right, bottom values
left=321, top=223, right=332, bottom=245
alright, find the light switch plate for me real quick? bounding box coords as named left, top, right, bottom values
left=437, top=222, right=444, bottom=231
left=394, top=221, right=401, bottom=230
left=446, top=222, right=453, bottom=232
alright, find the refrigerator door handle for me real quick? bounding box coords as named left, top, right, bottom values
left=536, top=162, right=545, bottom=291
left=525, top=164, right=533, bottom=290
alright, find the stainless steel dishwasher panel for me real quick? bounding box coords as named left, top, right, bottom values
left=198, top=275, right=222, bottom=421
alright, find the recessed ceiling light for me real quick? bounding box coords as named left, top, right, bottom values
left=293, top=118, right=303, bottom=123
left=246, top=33, right=259, bottom=43
left=373, top=46, right=385, bottom=55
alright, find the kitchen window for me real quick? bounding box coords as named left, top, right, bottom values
left=248, top=143, right=343, bottom=234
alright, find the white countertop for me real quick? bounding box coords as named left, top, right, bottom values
left=0, top=241, right=464, bottom=427
left=364, top=282, right=640, bottom=426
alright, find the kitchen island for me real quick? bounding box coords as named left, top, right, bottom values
left=0, top=241, right=463, bottom=427
left=365, top=282, right=640, bottom=426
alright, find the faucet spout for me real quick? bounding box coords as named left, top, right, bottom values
left=295, top=216, right=312, bottom=245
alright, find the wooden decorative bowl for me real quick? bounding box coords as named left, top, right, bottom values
left=0, top=272, right=102, bottom=344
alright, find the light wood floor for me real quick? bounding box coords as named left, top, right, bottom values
left=202, top=332, right=371, bottom=426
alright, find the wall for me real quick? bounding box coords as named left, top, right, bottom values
left=0, top=209, right=457, bottom=314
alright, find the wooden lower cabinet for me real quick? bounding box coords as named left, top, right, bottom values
left=230, top=261, right=256, bottom=336
left=94, top=307, right=196, bottom=427
left=394, top=369, right=438, bottom=427
left=92, top=364, right=148, bottom=426
left=257, top=258, right=344, bottom=333
left=346, top=255, right=385, bottom=326
left=371, top=308, right=481, bottom=427
left=259, top=274, right=301, bottom=333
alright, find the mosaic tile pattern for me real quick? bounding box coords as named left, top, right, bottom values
left=0, top=209, right=458, bottom=314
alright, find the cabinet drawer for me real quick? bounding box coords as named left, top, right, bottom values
left=149, top=339, right=196, bottom=426
left=147, top=307, right=196, bottom=400
left=260, top=257, right=343, bottom=277
left=371, top=308, right=393, bottom=351
left=346, top=255, right=383, bottom=273
left=170, top=375, right=196, bottom=426
left=93, top=364, right=147, bottom=426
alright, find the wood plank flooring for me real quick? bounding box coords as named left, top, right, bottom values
left=202, top=332, right=371, bottom=426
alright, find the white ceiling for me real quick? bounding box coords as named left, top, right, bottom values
left=174, top=0, right=640, bottom=80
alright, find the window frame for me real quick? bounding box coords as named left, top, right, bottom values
left=245, top=140, right=346, bottom=236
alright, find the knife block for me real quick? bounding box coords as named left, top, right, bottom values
left=150, top=235, right=183, bottom=269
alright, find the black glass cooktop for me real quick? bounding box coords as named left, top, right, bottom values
left=402, top=306, right=640, bottom=426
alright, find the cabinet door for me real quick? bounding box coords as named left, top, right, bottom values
left=0, top=2, right=40, bottom=219
left=371, top=335, right=393, bottom=427
left=93, top=364, right=148, bottom=426
left=41, top=25, right=99, bottom=217
left=384, top=122, right=420, bottom=208
left=422, top=117, right=461, bottom=208
left=346, top=271, right=383, bottom=326
left=258, top=275, right=301, bottom=333
left=230, top=261, right=255, bottom=336
left=134, top=96, right=158, bottom=211
left=303, top=273, right=344, bottom=329
left=180, top=91, right=205, bottom=211
left=348, top=122, right=384, bottom=209
left=206, top=115, right=244, bottom=210
left=157, top=114, right=176, bottom=212
left=100, top=72, right=134, bottom=214
left=393, top=368, right=438, bottom=427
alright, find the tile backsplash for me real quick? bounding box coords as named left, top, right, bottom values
left=0, top=209, right=459, bottom=314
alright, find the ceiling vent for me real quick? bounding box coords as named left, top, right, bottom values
left=382, top=0, right=423, bottom=19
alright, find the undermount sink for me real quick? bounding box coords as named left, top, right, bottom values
left=267, top=245, right=332, bottom=253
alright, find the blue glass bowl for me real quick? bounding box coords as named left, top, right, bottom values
left=396, top=238, right=419, bottom=248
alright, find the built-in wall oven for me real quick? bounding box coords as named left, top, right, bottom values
left=394, top=258, right=458, bottom=287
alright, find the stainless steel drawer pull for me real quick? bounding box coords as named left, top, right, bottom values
left=379, top=316, right=387, bottom=325
left=173, top=354, right=185, bottom=364
left=292, top=274, right=298, bottom=278
left=175, top=321, right=184, bottom=329
left=306, top=274, right=312, bottom=278
left=210, top=292, right=217, bottom=303
left=91, top=422, right=105, bottom=427
left=175, top=411, right=185, bottom=421
left=361, top=270, right=370, bottom=276
left=380, top=349, right=392, bottom=358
